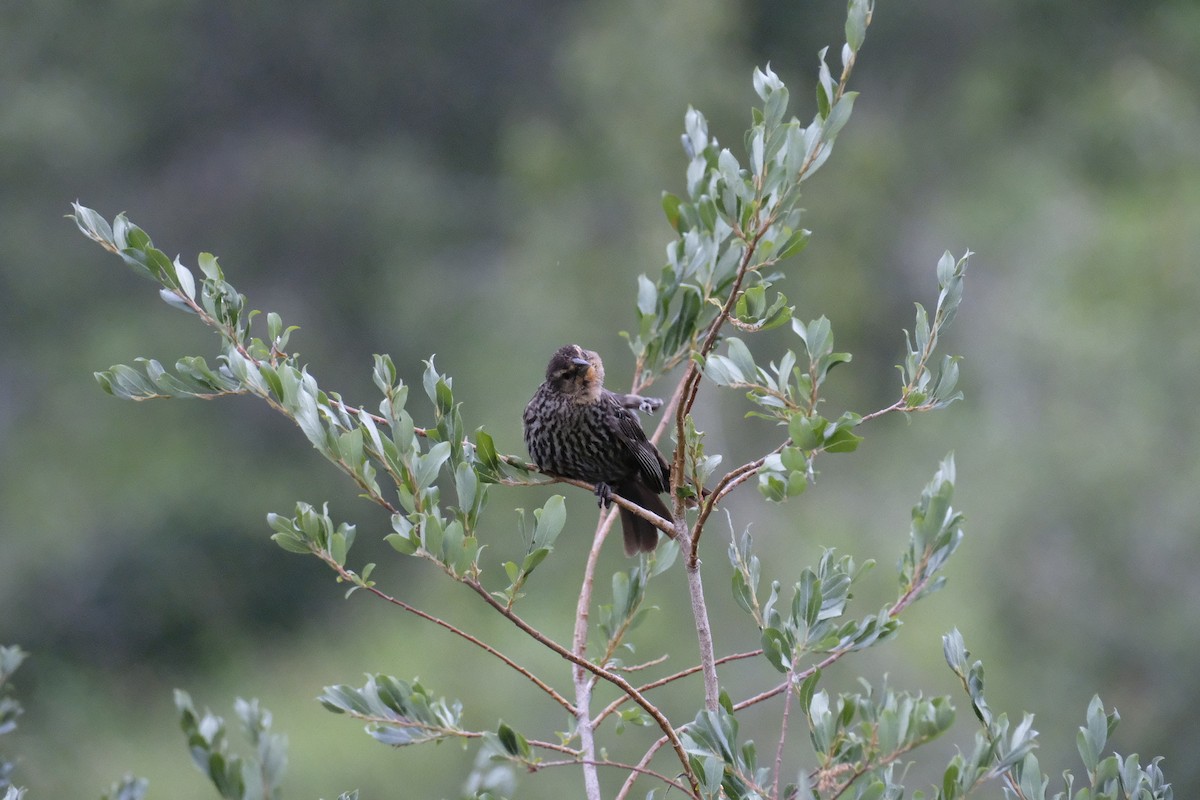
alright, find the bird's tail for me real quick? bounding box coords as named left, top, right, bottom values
left=614, top=482, right=672, bottom=556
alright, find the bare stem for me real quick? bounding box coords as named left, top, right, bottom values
left=615, top=736, right=671, bottom=800
left=532, top=758, right=688, bottom=794
left=772, top=666, right=796, bottom=800
left=592, top=649, right=762, bottom=727
left=321, top=555, right=575, bottom=714
left=572, top=506, right=618, bottom=800
left=462, top=578, right=702, bottom=797
left=687, top=560, right=720, bottom=711
left=557, top=476, right=675, bottom=536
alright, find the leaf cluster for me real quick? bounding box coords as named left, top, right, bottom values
left=176, top=691, right=355, bottom=800
left=319, top=675, right=466, bottom=748
left=176, top=691, right=288, bottom=800
left=0, top=646, right=28, bottom=796
left=943, top=631, right=1172, bottom=800
left=631, top=7, right=871, bottom=386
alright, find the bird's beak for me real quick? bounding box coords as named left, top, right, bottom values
left=571, top=357, right=590, bottom=368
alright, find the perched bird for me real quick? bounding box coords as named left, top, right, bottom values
left=523, top=344, right=672, bottom=555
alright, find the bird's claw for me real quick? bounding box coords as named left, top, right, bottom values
left=615, top=392, right=663, bottom=414
left=594, top=482, right=614, bottom=508
left=637, top=396, right=663, bottom=414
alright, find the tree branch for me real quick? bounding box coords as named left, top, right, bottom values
left=687, top=561, right=720, bottom=710
left=324, top=556, right=576, bottom=714
left=615, top=736, right=672, bottom=800
left=532, top=757, right=689, bottom=794
left=462, top=578, right=702, bottom=797
left=772, top=664, right=797, bottom=800
left=592, top=649, right=762, bottom=728
left=572, top=505, right=619, bottom=800
left=319, top=555, right=576, bottom=715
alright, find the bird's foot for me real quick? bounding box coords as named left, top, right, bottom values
left=594, top=482, right=614, bottom=508
left=615, top=392, right=663, bottom=414
left=637, top=395, right=663, bottom=414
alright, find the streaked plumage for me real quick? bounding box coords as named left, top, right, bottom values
left=523, top=344, right=672, bottom=555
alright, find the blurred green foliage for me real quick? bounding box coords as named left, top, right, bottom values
left=1, top=0, right=1197, bottom=797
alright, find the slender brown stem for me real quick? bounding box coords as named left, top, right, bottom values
left=592, top=650, right=762, bottom=727
left=532, top=758, right=689, bottom=794
left=556, top=476, right=675, bottom=536
left=615, top=736, right=672, bottom=800
left=613, top=654, right=669, bottom=673
left=331, top=712, right=481, bottom=741
left=674, top=226, right=771, bottom=566
left=691, top=443, right=786, bottom=551
left=772, top=666, right=796, bottom=800
left=320, top=556, right=576, bottom=714
left=462, top=578, right=702, bottom=797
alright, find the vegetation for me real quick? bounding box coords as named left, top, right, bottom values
left=2, top=0, right=1196, bottom=798
left=0, top=3, right=1167, bottom=799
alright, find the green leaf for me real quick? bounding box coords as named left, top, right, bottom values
left=777, top=227, right=811, bottom=261
left=788, top=414, right=824, bottom=451
left=845, top=0, right=870, bottom=51
left=521, top=547, right=550, bottom=575
left=758, top=470, right=787, bottom=502
left=703, top=354, right=743, bottom=386
left=823, top=425, right=863, bottom=453
left=761, top=627, right=791, bottom=672
left=496, top=722, right=530, bottom=758
left=725, top=337, right=757, bottom=381
left=159, top=288, right=196, bottom=314
left=271, top=532, right=311, bottom=554
left=936, top=249, right=957, bottom=286
left=797, top=669, right=821, bottom=711
left=662, top=192, right=684, bottom=232
left=413, top=441, right=452, bottom=491
left=455, top=461, right=477, bottom=512
left=70, top=202, right=114, bottom=244
left=197, top=252, right=222, bottom=280
left=637, top=274, right=657, bottom=317
left=532, top=495, right=566, bottom=548
left=942, top=629, right=967, bottom=672
left=822, top=92, right=857, bottom=142
left=385, top=525, right=419, bottom=556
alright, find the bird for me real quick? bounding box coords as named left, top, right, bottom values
left=523, top=344, right=672, bottom=555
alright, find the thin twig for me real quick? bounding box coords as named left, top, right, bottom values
left=822, top=738, right=928, bottom=800
left=461, top=578, right=703, bottom=797
left=686, top=561, right=720, bottom=710
left=691, top=443, right=786, bottom=550
left=532, top=757, right=689, bottom=794
left=501, top=469, right=676, bottom=538
left=559, top=476, right=676, bottom=536
left=321, top=555, right=576, bottom=715
left=615, top=736, right=672, bottom=800
left=593, top=650, right=762, bottom=727
left=734, top=680, right=789, bottom=712
left=672, top=234, right=765, bottom=543
left=331, top=712, right=481, bottom=741
left=572, top=505, right=619, bottom=800
left=612, top=654, right=670, bottom=673
left=772, top=666, right=797, bottom=800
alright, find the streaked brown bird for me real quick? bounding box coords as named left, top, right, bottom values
left=523, top=344, right=672, bottom=555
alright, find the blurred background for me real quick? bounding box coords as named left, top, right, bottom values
left=2, top=0, right=1198, bottom=797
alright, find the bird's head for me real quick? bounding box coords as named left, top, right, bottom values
left=545, top=344, right=605, bottom=402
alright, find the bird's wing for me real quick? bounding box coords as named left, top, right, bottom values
left=611, top=403, right=671, bottom=492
